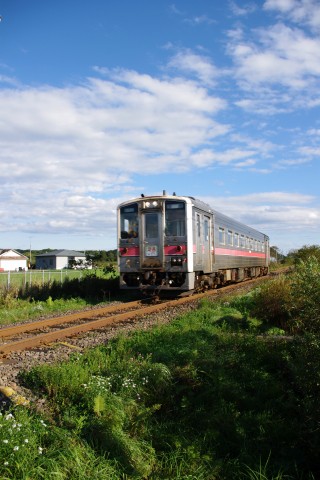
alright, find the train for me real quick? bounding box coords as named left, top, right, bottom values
left=117, top=192, right=270, bottom=294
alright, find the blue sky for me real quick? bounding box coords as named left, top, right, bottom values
left=1, top=0, right=319, bottom=253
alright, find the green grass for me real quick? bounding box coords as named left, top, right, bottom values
left=0, top=269, right=120, bottom=325
left=0, top=269, right=85, bottom=288
left=10, top=293, right=318, bottom=480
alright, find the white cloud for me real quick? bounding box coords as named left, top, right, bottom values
left=229, top=23, right=320, bottom=90
left=0, top=67, right=232, bottom=239
left=264, top=0, right=320, bottom=30
left=167, top=50, right=219, bottom=86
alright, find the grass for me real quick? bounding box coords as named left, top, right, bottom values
left=8, top=292, right=317, bottom=479
left=1, top=265, right=320, bottom=479
left=0, top=269, right=85, bottom=289
left=0, top=269, right=120, bottom=325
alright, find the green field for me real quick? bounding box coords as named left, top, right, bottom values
left=0, top=269, right=97, bottom=288
left=0, top=258, right=319, bottom=478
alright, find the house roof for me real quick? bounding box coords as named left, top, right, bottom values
left=0, top=249, right=28, bottom=259
left=36, top=249, right=86, bottom=258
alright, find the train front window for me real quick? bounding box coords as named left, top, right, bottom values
left=120, top=204, right=139, bottom=239
left=165, top=201, right=186, bottom=236
left=145, top=213, right=158, bottom=238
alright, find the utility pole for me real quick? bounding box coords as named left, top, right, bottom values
left=29, top=237, right=32, bottom=269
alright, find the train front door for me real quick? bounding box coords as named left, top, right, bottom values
left=141, top=211, right=163, bottom=268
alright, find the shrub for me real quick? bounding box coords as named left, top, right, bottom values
left=288, top=256, right=320, bottom=333
left=250, top=275, right=292, bottom=330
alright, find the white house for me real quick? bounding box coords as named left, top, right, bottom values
left=0, top=249, right=29, bottom=271
left=35, top=250, right=91, bottom=270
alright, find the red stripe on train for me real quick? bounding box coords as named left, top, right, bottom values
left=215, top=247, right=266, bottom=258
left=164, top=245, right=187, bottom=255
left=119, top=246, right=139, bottom=256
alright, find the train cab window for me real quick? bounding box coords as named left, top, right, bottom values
left=234, top=232, right=239, bottom=247
left=145, top=213, right=159, bottom=238
left=219, top=227, right=225, bottom=244
left=228, top=230, right=233, bottom=246
left=120, top=204, right=139, bottom=239
left=165, top=201, right=186, bottom=236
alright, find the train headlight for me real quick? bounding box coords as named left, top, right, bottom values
left=144, top=200, right=159, bottom=208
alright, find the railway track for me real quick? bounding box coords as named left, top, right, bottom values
left=0, top=276, right=271, bottom=357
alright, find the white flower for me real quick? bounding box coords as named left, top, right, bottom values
left=4, top=461, right=8, bottom=466
left=24, top=439, right=29, bottom=443
left=3, top=439, right=8, bottom=444
left=13, top=446, right=19, bottom=451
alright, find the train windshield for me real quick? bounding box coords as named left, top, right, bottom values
left=120, top=203, right=139, bottom=239
left=165, top=201, right=186, bottom=236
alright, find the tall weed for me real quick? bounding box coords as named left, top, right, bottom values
left=249, top=275, right=291, bottom=329
left=288, top=256, right=320, bottom=333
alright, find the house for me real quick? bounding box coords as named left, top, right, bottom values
left=35, top=249, right=91, bottom=270
left=0, top=249, right=29, bottom=271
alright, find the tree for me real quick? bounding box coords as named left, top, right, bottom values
left=270, top=245, right=285, bottom=263
left=287, top=245, right=320, bottom=265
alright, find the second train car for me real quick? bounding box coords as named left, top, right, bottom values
left=117, top=192, right=269, bottom=293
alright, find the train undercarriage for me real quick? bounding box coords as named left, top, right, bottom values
left=122, top=265, right=269, bottom=296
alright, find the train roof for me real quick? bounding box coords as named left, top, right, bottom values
left=118, top=194, right=269, bottom=239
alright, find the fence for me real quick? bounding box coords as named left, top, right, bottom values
left=0, top=269, right=85, bottom=289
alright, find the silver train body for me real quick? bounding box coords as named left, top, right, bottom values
left=117, top=193, right=270, bottom=292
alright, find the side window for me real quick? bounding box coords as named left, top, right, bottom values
left=234, top=233, right=239, bottom=247
left=219, top=227, right=225, bottom=244
left=228, top=230, right=233, bottom=246
left=197, top=214, right=201, bottom=237
left=240, top=234, right=245, bottom=248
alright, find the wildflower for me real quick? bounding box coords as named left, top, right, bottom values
left=38, top=447, right=43, bottom=454
left=3, top=439, right=8, bottom=444
left=13, top=446, right=19, bottom=451
left=24, top=439, right=29, bottom=443
left=4, top=461, right=8, bottom=466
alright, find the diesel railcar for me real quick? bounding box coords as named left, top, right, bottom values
left=117, top=192, right=269, bottom=293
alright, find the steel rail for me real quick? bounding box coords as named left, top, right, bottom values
left=0, top=300, right=144, bottom=339
left=0, top=275, right=272, bottom=357
left=0, top=292, right=213, bottom=356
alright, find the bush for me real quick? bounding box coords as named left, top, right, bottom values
left=250, top=275, right=292, bottom=330
left=288, top=256, right=320, bottom=333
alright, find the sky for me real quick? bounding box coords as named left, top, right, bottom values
left=0, top=0, right=320, bottom=254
